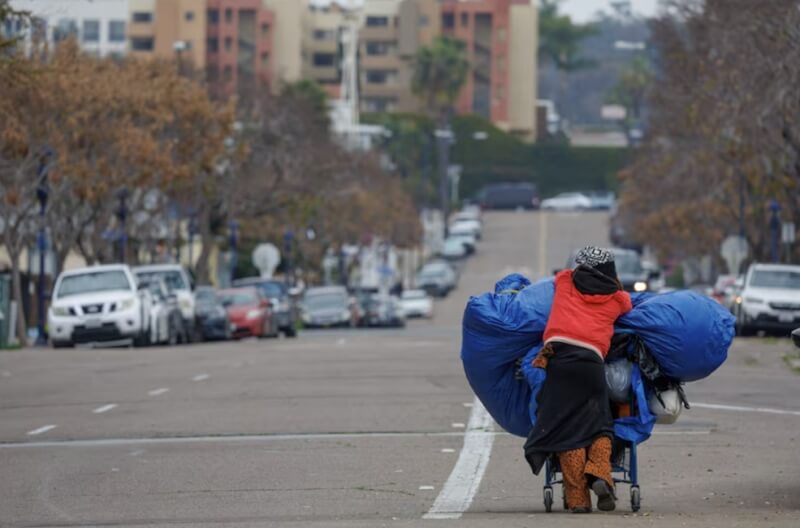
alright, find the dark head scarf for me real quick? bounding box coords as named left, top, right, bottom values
left=572, top=246, right=621, bottom=295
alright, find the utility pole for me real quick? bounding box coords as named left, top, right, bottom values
left=435, top=119, right=454, bottom=238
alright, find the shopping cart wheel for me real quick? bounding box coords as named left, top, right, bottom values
left=631, top=486, right=641, bottom=512
left=562, top=489, right=568, bottom=511
left=544, top=486, right=554, bottom=513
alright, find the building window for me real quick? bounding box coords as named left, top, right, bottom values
left=208, top=9, right=219, bottom=24
left=224, top=37, right=232, bottom=51
left=313, top=53, right=335, bottom=67
left=108, top=20, right=126, bottom=42
left=223, top=65, right=233, bottom=81
left=207, top=65, right=219, bottom=82
left=363, top=97, right=396, bottom=112
left=260, top=52, right=269, bottom=67
left=225, top=9, right=233, bottom=23
left=185, top=11, right=195, bottom=22
left=313, top=29, right=335, bottom=41
left=366, top=16, right=388, bottom=27
left=442, top=13, right=455, bottom=30
left=419, top=15, right=429, bottom=26
left=130, top=37, right=154, bottom=51
left=261, top=23, right=270, bottom=37
left=207, top=37, right=218, bottom=53
left=82, top=20, right=99, bottom=42
left=366, top=70, right=395, bottom=84
left=53, top=19, right=78, bottom=43
left=365, top=41, right=394, bottom=56
left=461, top=13, right=469, bottom=27
left=132, top=12, right=152, bottom=23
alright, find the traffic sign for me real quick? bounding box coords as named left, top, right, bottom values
left=252, top=243, right=281, bottom=278
left=720, top=235, right=749, bottom=275
left=782, top=222, right=796, bottom=244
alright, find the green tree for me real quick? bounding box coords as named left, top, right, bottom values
left=411, top=36, right=469, bottom=122
left=538, top=0, right=598, bottom=118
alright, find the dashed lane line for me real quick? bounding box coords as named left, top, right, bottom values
left=192, top=374, right=210, bottom=382
left=147, top=388, right=170, bottom=396
left=26, top=425, right=57, bottom=436
left=92, top=404, right=117, bottom=414
left=693, top=402, right=800, bottom=417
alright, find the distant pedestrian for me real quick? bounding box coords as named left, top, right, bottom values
left=524, top=246, right=632, bottom=513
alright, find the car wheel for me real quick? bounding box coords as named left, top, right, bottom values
left=167, top=323, right=178, bottom=346
left=52, top=340, right=74, bottom=349
left=284, top=325, right=297, bottom=338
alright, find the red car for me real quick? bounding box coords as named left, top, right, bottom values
left=217, top=287, right=277, bottom=339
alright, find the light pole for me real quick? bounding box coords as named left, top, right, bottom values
left=35, top=151, right=51, bottom=345
left=229, top=220, right=239, bottom=283
left=284, top=230, right=294, bottom=288
left=435, top=125, right=454, bottom=237
left=115, top=187, right=129, bottom=263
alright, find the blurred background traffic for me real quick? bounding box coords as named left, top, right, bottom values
left=1, top=0, right=798, bottom=350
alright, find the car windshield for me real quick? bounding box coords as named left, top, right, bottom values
left=305, top=293, right=347, bottom=308
left=614, top=252, right=643, bottom=275
left=403, top=291, right=426, bottom=300
left=57, top=270, right=131, bottom=298
left=749, top=270, right=800, bottom=289
left=135, top=270, right=188, bottom=291
left=257, top=282, right=285, bottom=298
left=195, top=289, right=218, bottom=304
left=218, top=291, right=259, bottom=306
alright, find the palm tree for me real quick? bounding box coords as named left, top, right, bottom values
left=410, top=36, right=469, bottom=226
left=411, top=36, right=470, bottom=125
left=538, top=0, right=597, bottom=126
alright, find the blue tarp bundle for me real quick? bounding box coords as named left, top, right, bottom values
left=461, top=275, right=735, bottom=439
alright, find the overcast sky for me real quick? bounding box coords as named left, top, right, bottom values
left=310, top=1, right=661, bottom=22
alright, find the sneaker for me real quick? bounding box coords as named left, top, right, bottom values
left=591, top=480, right=616, bottom=512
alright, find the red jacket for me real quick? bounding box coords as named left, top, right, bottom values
left=543, top=270, right=633, bottom=358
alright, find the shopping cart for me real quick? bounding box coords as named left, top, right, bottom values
left=542, top=437, right=640, bottom=512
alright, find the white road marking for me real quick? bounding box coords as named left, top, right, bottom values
left=192, top=374, right=210, bottom=382
left=92, top=404, right=117, bottom=414
left=693, top=402, right=800, bottom=417
left=336, top=338, right=347, bottom=346
left=129, top=449, right=145, bottom=456
left=462, top=402, right=473, bottom=408
left=441, top=448, right=456, bottom=453
left=3, top=431, right=493, bottom=449
left=419, top=486, right=435, bottom=491
left=27, top=425, right=57, bottom=436
left=147, top=388, right=170, bottom=396
left=424, top=397, right=495, bottom=520
left=451, top=423, right=465, bottom=429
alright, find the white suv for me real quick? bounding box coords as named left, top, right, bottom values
left=132, top=264, right=195, bottom=339
left=735, top=263, right=800, bottom=336
left=48, top=265, right=152, bottom=348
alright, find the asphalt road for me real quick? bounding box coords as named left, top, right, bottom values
left=1, top=211, right=799, bottom=528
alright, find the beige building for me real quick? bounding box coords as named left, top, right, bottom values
left=304, top=3, right=359, bottom=94
left=358, top=0, right=439, bottom=114
left=261, top=0, right=308, bottom=90
left=128, top=0, right=208, bottom=68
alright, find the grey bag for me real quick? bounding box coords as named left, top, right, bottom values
left=605, top=360, right=633, bottom=403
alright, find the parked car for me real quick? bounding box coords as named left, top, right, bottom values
left=48, top=264, right=153, bottom=348
left=449, top=233, right=477, bottom=255
left=232, top=277, right=298, bottom=338
left=711, top=274, right=738, bottom=305
left=586, top=191, right=616, bottom=210
left=193, top=287, right=232, bottom=341
left=416, top=261, right=458, bottom=297
left=477, top=182, right=540, bottom=210
left=217, top=287, right=277, bottom=339
left=733, top=263, right=800, bottom=336
left=362, top=294, right=406, bottom=328
left=400, top=289, right=434, bottom=319
left=563, top=248, right=652, bottom=293
left=301, top=286, right=356, bottom=328
left=449, top=219, right=482, bottom=239
left=440, top=237, right=469, bottom=260
left=541, top=192, right=592, bottom=211
left=451, top=207, right=482, bottom=225
left=141, top=278, right=186, bottom=345
left=792, top=327, right=800, bottom=348
left=133, top=265, right=195, bottom=339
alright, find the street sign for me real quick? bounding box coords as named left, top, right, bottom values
left=252, top=243, right=281, bottom=278
left=720, top=235, right=749, bottom=275
left=782, top=222, right=796, bottom=244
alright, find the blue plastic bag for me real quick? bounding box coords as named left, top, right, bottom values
left=617, top=291, right=735, bottom=382
left=461, top=275, right=553, bottom=437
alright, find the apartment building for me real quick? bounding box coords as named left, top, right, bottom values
left=440, top=0, right=537, bottom=140
left=128, top=0, right=207, bottom=67
left=9, top=0, right=129, bottom=58
left=261, top=0, right=309, bottom=91
left=359, top=0, right=440, bottom=114
left=305, top=2, right=360, bottom=96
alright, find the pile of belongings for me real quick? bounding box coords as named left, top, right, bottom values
left=461, top=274, right=736, bottom=442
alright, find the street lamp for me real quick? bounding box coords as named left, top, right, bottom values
left=115, top=187, right=129, bottom=263
left=434, top=126, right=455, bottom=236
left=35, top=150, right=51, bottom=345
left=229, top=220, right=239, bottom=283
